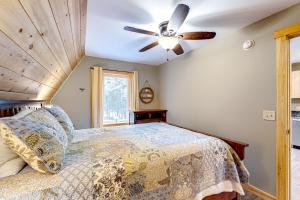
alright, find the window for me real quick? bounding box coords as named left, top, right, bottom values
left=103, top=71, right=130, bottom=126
left=91, top=67, right=139, bottom=128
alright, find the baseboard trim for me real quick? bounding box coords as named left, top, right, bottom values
left=242, top=184, right=276, bottom=200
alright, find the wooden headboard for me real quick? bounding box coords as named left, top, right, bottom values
left=0, top=100, right=44, bottom=118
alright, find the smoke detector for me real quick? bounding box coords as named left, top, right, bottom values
left=242, top=40, right=255, bottom=50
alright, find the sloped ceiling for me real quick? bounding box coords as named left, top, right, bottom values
left=0, top=0, right=87, bottom=101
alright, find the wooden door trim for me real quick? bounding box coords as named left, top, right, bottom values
left=275, top=23, right=300, bottom=200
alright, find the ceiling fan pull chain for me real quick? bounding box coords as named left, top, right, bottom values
left=167, top=49, right=170, bottom=61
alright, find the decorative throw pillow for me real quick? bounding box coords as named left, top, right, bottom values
left=45, top=105, right=74, bottom=141
left=0, top=118, right=65, bottom=173
left=23, top=108, right=68, bottom=149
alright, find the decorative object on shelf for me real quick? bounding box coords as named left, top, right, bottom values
left=242, top=40, right=255, bottom=50
left=139, top=80, right=154, bottom=104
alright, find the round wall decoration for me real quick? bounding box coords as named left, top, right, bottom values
left=139, top=87, right=154, bottom=104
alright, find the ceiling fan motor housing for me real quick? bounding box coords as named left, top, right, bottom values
left=159, top=21, right=173, bottom=36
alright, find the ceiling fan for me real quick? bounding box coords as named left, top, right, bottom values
left=124, top=4, right=216, bottom=56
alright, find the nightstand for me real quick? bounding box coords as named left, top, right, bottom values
left=129, top=109, right=167, bottom=124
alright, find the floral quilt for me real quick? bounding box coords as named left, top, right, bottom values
left=0, top=123, right=249, bottom=200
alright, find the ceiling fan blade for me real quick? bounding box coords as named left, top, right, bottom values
left=180, top=32, right=216, bottom=40
left=167, top=4, right=190, bottom=33
left=124, top=26, right=159, bottom=36
left=139, top=41, right=159, bottom=52
left=173, top=44, right=184, bottom=55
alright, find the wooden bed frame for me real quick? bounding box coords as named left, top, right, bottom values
left=0, top=100, right=44, bottom=118
left=0, top=100, right=248, bottom=200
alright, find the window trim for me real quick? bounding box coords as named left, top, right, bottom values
left=103, top=122, right=129, bottom=127
left=103, top=69, right=133, bottom=78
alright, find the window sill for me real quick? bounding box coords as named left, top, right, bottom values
left=103, top=122, right=129, bottom=127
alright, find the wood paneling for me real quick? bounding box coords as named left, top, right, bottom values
left=0, top=91, right=36, bottom=100
left=80, top=0, right=87, bottom=56
left=19, top=0, right=72, bottom=74
left=49, top=0, right=77, bottom=67
left=68, top=0, right=82, bottom=60
left=0, top=0, right=87, bottom=100
left=0, top=30, right=60, bottom=89
left=0, top=66, right=56, bottom=99
left=0, top=0, right=66, bottom=80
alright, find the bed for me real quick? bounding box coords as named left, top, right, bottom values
left=0, top=101, right=249, bottom=200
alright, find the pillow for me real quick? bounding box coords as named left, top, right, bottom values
left=45, top=105, right=74, bottom=141
left=0, top=118, right=65, bottom=173
left=0, top=109, right=32, bottom=179
left=0, top=136, right=25, bottom=178
left=23, top=108, right=68, bottom=149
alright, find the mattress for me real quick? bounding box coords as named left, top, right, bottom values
left=0, top=123, right=249, bottom=200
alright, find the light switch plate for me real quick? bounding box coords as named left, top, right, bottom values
left=263, top=110, right=276, bottom=121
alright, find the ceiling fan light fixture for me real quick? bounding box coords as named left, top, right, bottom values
left=158, top=36, right=179, bottom=50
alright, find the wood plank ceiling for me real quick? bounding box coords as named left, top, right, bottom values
left=0, top=0, right=87, bottom=101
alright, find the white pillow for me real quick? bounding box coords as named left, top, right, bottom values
left=0, top=136, right=25, bottom=178
left=0, top=109, right=32, bottom=178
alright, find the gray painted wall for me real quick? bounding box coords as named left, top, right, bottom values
left=159, top=4, right=300, bottom=195
left=52, top=56, right=160, bottom=129
left=52, top=3, right=300, bottom=196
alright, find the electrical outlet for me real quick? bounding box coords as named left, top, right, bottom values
left=263, top=110, right=276, bottom=121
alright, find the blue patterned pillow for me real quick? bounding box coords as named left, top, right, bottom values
left=23, top=108, right=68, bottom=149
left=0, top=118, right=65, bottom=173
left=45, top=106, right=74, bottom=142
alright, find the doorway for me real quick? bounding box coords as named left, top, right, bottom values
left=290, top=37, right=300, bottom=199
left=275, top=23, right=300, bottom=200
